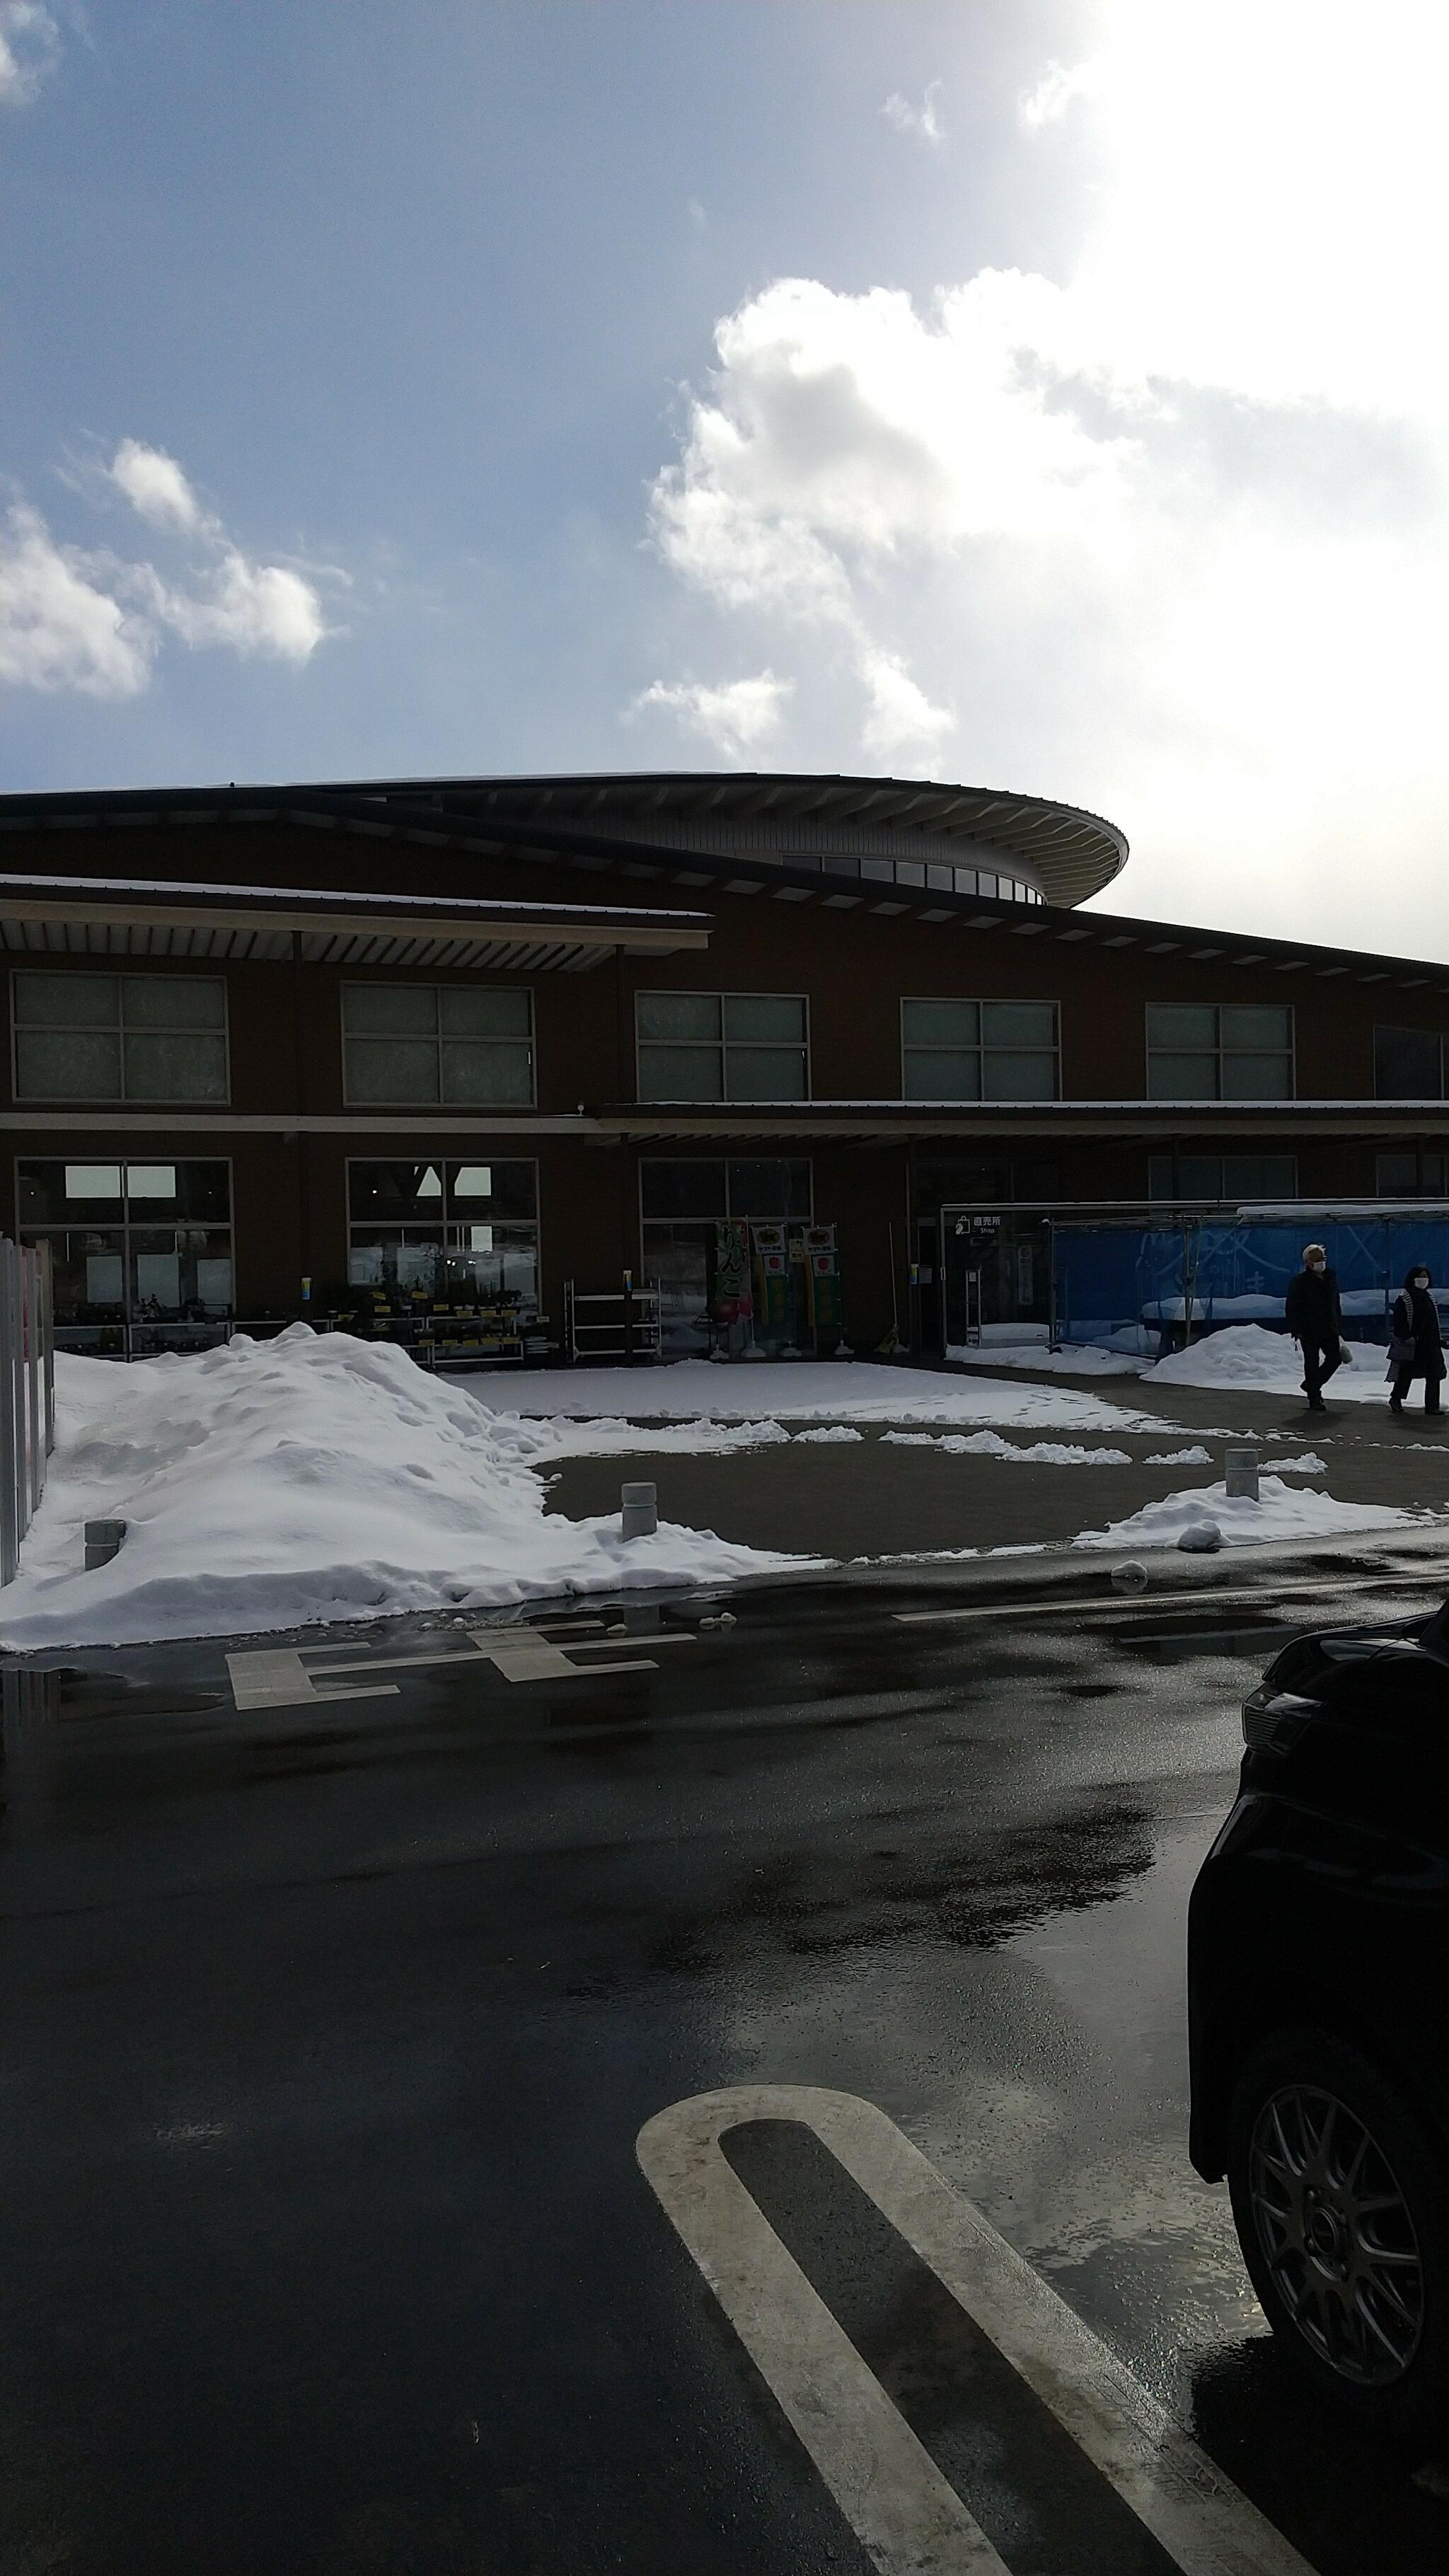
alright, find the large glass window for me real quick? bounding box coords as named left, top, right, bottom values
left=1145, top=1004, right=1293, bottom=1102
left=640, top=1159, right=813, bottom=1351
left=346, top=1160, right=539, bottom=1301
left=18, top=1160, right=233, bottom=1323
left=1147, top=1154, right=1298, bottom=1203
left=12, top=971, right=228, bottom=1103
left=901, top=999, right=1058, bottom=1102
left=635, top=993, right=809, bottom=1102
left=342, top=985, right=533, bottom=1106
left=1374, top=1027, right=1445, bottom=1100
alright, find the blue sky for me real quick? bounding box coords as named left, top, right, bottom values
left=4, top=2, right=1448, bottom=947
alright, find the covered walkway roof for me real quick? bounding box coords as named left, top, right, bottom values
left=0, top=868, right=709, bottom=973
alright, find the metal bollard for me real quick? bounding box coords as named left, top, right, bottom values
left=620, top=1482, right=657, bottom=1540
left=1223, top=1445, right=1259, bottom=1501
left=84, top=1517, right=127, bottom=1571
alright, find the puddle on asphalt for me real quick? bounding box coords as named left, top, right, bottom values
left=1119, top=1622, right=1304, bottom=1665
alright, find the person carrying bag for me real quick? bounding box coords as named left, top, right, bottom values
left=1284, top=1243, right=1344, bottom=1414
left=1387, top=1264, right=1445, bottom=1417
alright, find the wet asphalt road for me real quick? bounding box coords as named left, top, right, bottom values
left=4, top=1569, right=1449, bottom=2575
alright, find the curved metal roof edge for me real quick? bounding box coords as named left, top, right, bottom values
left=388, top=768, right=1132, bottom=903
left=4, top=783, right=1447, bottom=994
left=0, top=771, right=1128, bottom=904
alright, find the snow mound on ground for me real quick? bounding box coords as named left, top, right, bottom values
left=792, top=1425, right=865, bottom=1443
left=1144, top=1445, right=1212, bottom=1466
left=0, top=1331, right=814, bottom=1650
left=882, top=1429, right=1131, bottom=1465
left=947, top=1341, right=1143, bottom=1377
left=472, top=1357, right=1175, bottom=1433
left=495, top=1415, right=791, bottom=1462
left=1075, top=1474, right=1426, bottom=1553
left=1143, top=1324, right=1390, bottom=1402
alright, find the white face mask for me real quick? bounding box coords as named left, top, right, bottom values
left=1414, top=1275, right=1429, bottom=1288
left=1307, top=1259, right=1324, bottom=1271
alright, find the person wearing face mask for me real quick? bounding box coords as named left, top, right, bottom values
left=1387, top=1264, right=1444, bottom=1416
left=1283, top=1243, right=1344, bottom=1412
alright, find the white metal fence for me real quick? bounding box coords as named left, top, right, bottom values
left=0, top=1237, right=54, bottom=1586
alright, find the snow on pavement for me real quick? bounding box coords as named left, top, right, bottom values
left=879, top=1430, right=1133, bottom=1465
left=0, top=1330, right=814, bottom=1651
left=947, top=1339, right=1143, bottom=1377
left=498, top=1416, right=793, bottom=1462
left=1074, top=1474, right=1428, bottom=1553
left=470, top=1356, right=1175, bottom=1433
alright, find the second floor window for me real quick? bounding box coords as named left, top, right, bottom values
left=342, top=983, right=533, bottom=1105
left=901, top=999, right=1059, bottom=1102
left=12, top=971, right=228, bottom=1103
left=1378, top=1150, right=1449, bottom=1196
left=636, top=993, right=809, bottom=1102
left=1148, top=1153, right=1298, bottom=1203
left=1374, top=1026, right=1447, bottom=1099
left=1145, top=1004, right=1293, bottom=1101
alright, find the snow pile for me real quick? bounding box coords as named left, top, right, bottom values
left=1143, top=1325, right=1390, bottom=1403
left=792, top=1425, right=865, bottom=1444
left=1144, top=1445, right=1211, bottom=1466
left=1273, top=1452, right=1327, bottom=1474
left=1145, top=1324, right=1303, bottom=1388
left=881, top=1430, right=1131, bottom=1465
left=0, top=1330, right=814, bottom=1650
left=497, top=1415, right=792, bottom=1463
left=473, top=1357, right=1174, bottom=1433
left=947, top=1340, right=1143, bottom=1377
left=1075, top=1475, right=1426, bottom=1554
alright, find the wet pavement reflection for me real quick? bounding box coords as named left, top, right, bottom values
left=2, top=1570, right=1448, bottom=2572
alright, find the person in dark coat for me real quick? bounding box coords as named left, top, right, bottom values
left=1283, top=1242, right=1344, bottom=1413
left=1388, top=1264, right=1445, bottom=1416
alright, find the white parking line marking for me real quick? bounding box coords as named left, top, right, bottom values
left=226, top=1619, right=695, bottom=1710
left=894, top=1569, right=1439, bottom=1629
left=638, top=2085, right=1317, bottom=2576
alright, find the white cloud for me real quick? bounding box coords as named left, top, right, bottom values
left=858, top=652, right=953, bottom=762
left=1019, top=59, right=1101, bottom=129
left=0, top=441, right=330, bottom=696
left=631, top=670, right=793, bottom=758
left=108, top=439, right=208, bottom=533
left=0, top=506, right=154, bottom=697
left=0, top=1, right=59, bottom=107
left=641, top=1, right=1449, bottom=938
left=686, top=196, right=708, bottom=231
left=145, top=550, right=327, bottom=662
left=644, top=270, right=1135, bottom=758
left=882, top=80, right=943, bottom=144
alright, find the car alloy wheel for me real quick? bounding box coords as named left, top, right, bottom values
left=1247, top=2083, right=1424, bottom=2386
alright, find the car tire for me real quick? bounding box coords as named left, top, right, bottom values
left=1227, top=2026, right=1449, bottom=2443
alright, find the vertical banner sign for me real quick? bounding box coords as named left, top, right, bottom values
left=802, top=1223, right=841, bottom=1336
left=712, top=1220, right=753, bottom=1324
left=751, top=1224, right=790, bottom=1329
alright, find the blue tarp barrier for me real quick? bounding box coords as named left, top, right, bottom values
left=1052, top=1216, right=1449, bottom=1351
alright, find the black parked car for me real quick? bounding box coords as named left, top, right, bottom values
left=1188, top=1600, right=1449, bottom=2439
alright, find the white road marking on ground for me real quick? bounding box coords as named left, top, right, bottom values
left=639, top=2085, right=1317, bottom=2576
left=894, top=1570, right=1441, bottom=1629
left=226, top=1619, right=695, bottom=1710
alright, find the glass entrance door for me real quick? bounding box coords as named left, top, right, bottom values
left=939, top=1208, right=1052, bottom=1348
